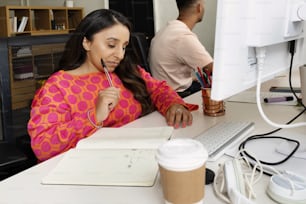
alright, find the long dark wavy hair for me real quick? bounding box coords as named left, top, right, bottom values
left=59, top=9, right=154, bottom=116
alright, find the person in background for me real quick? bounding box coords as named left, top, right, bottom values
left=148, top=0, right=213, bottom=98
left=27, top=9, right=198, bottom=162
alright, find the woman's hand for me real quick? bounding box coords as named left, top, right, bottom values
left=95, top=87, right=120, bottom=122
left=165, top=104, right=193, bottom=129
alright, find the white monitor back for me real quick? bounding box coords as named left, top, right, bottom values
left=211, top=0, right=306, bottom=101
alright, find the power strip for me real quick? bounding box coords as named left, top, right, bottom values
left=224, top=159, right=246, bottom=196
left=223, top=159, right=255, bottom=204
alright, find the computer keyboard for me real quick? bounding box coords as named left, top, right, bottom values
left=194, top=121, right=255, bottom=161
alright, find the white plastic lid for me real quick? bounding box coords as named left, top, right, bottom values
left=156, top=138, right=208, bottom=171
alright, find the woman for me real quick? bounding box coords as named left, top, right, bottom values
left=28, top=9, right=198, bottom=161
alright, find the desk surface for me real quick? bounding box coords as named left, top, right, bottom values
left=0, top=73, right=305, bottom=204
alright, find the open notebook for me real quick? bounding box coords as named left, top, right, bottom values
left=41, top=126, right=174, bottom=187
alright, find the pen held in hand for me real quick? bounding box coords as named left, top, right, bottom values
left=263, top=96, right=294, bottom=103
left=101, top=59, right=115, bottom=111
left=101, top=59, right=113, bottom=87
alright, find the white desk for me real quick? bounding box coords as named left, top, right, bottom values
left=0, top=75, right=305, bottom=204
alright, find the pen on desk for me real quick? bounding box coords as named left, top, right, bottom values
left=203, top=67, right=212, bottom=87
left=263, top=96, right=294, bottom=103
left=196, top=67, right=206, bottom=87
left=101, top=59, right=113, bottom=87
left=202, top=71, right=211, bottom=88
left=194, top=70, right=205, bottom=88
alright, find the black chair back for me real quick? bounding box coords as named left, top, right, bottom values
left=130, top=32, right=151, bottom=74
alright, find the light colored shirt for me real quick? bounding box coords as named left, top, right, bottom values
left=28, top=67, right=198, bottom=161
left=149, top=20, right=213, bottom=92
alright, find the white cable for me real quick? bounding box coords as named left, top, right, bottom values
left=213, top=163, right=231, bottom=203
left=248, top=163, right=260, bottom=199
left=260, top=164, right=281, bottom=175
left=255, top=47, right=306, bottom=128
left=213, top=148, right=273, bottom=203
left=236, top=149, right=263, bottom=199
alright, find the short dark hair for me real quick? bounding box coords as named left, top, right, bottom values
left=176, top=0, right=199, bottom=11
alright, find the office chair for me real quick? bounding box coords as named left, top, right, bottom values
left=0, top=78, right=36, bottom=180
left=131, top=32, right=151, bottom=74
left=0, top=141, right=28, bottom=180
left=0, top=134, right=38, bottom=181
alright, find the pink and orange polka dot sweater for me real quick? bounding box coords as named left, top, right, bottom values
left=28, top=67, right=198, bottom=161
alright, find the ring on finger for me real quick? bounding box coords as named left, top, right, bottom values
left=176, top=108, right=183, bottom=113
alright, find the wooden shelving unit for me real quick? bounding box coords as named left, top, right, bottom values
left=0, top=34, right=71, bottom=142
left=9, top=43, right=66, bottom=110
left=0, top=5, right=82, bottom=110
left=0, top=6, right=83, bottom=110
left=0, top=5, right=83, bottom=37
left=0, top=5, right=83, bottom=143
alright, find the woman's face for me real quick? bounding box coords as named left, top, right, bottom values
left=83, top=23, right=130, bottom=72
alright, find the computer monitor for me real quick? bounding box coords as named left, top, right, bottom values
left=211, top=0, right=306, bottom=101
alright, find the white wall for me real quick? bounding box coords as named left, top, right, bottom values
left=0, top=0, right=21, bottom=6
left=152, top=0, right=177, bottom=33
left=153, top=0, right=216, bottom=55
left=0, top=0, right=108, bottom=15
left=27, top=0, right=107, bottom=15
left=195, top=0, right=217, bottom=56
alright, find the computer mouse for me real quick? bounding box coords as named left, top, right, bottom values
left=205, top=168, right=215, bottom=185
